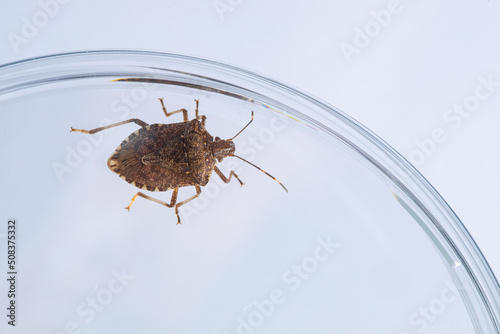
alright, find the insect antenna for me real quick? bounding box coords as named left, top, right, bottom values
left=229, top=111, right=254, bottom=140
left=231, top=154, right=288, bottom=192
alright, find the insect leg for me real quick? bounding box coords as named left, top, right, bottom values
left=158, top=97, right=189, bottom=122
left=174, top=186, right=201, bottom=225
left=125, top=188, right=179, bottom=211
left=194, top=99, right=207, bottom=126
left=70, top=119, right=148, bottom=134
left=214, top=166, right=244, bottom=187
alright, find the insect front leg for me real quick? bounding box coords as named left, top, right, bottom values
left=70, top=119, right=148, bottom=134
left=158, top=98, right=189, bottom=122
left=194, top=99, right=207, bottom=126
left=214, top=166, right=244, bottom=187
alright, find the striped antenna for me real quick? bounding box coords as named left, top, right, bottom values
left=231, top=154, right=288, bottom=193
left=229, top=111, right=254, bottom=141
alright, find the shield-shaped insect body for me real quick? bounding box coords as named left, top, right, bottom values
left=71, top=98, right=287, bottom=224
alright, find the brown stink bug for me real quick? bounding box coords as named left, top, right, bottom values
left=70, top=98, right=287, bottom=224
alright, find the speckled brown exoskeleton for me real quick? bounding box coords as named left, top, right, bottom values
left=70, top=98, right=287, bottom=224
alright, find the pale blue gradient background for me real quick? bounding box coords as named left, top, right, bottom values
left=1, top=0, right=500, bottom=333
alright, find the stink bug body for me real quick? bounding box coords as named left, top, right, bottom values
left=71, top=98, right=287, bottom=224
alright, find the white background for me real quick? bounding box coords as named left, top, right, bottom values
left=1, top=0, right=499, bottom=298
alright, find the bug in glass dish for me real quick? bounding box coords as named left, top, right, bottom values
left=70, top=98, right=287, bottom=224
left=0, top=50, right=499, bottom=334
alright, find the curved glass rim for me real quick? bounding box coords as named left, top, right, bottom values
left=1, top=49, right=499, bottom=332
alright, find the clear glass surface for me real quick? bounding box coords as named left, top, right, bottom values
left=0, top=50, right=499, bottom=333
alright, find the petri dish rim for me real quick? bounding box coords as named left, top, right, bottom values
left=1, top=49, right=499, bottom=332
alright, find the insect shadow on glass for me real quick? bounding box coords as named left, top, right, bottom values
left=70, top=98, right=287, bottom=224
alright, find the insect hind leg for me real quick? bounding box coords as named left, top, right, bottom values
left=124, top=187, right=202, bottom=225
left=125, top=187, right=179, bottom=218
left=70, top=118, right=148, bottom=134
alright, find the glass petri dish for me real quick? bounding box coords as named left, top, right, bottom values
left=0, top=50, right=499, bottom=334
